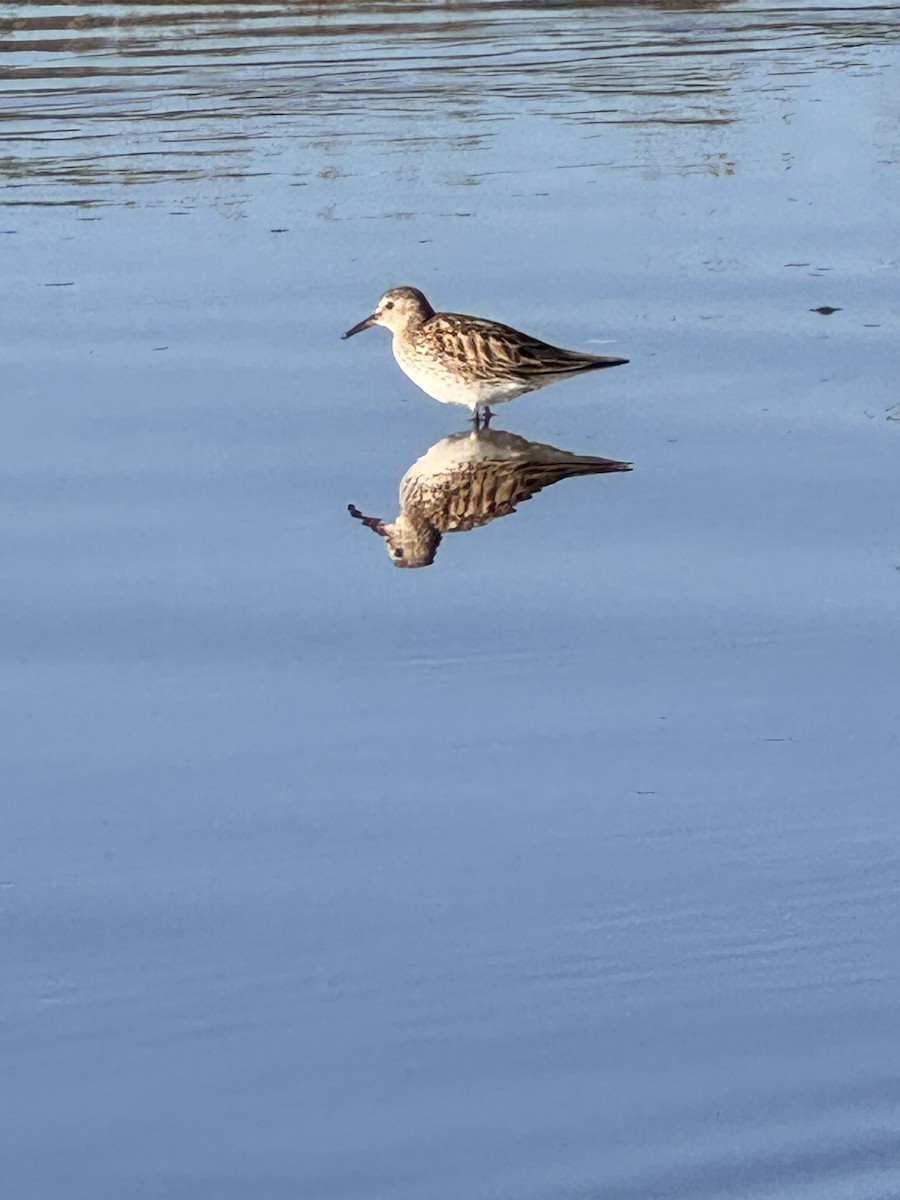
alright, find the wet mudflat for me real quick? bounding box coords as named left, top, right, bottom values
left=3, top=3, right=900, bottom=1197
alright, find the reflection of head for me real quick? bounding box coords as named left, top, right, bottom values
left=349, top=428, right=631, bottom=570
left=348, top=505, right=440, bottom=569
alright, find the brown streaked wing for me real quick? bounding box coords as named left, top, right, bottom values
left=405, top=456, right=631, bottom=534
left=418, top=313, right=625, bottom=383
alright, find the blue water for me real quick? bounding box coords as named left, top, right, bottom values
left=3, top=4, right=900, bottom=1197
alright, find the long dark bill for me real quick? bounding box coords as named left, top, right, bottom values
left=341, top=314, right=378, bottom=340
left=348, top=504, right=387, bottom=536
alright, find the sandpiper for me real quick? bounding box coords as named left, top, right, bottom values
left=342, top=286, right=628, bottom=425
left=349, top=427, right=631, bottom=568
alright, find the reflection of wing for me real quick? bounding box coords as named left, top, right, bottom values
left=349, top=428, right=631, bottom=569
left=400, top=429, right=631, bottom=534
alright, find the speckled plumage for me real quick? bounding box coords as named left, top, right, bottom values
left=343, top=286, right=629, bottom=419
left=349, top=428, right=632, bottom=568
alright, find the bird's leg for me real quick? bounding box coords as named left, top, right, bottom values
left=470, top=408, right=482, bottom=431
left=481, top=407, right=494, bottom=428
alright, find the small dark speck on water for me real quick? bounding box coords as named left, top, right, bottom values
left=152, top=346, right=169, bottom=352
left=44, top=281, right=74, bottom=287
left=270, top=227, right=289, bottom=233
left=811, top=305, right=841, bottom=314
left=784, top=261, right=810, bottom=267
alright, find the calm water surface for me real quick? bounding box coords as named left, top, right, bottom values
left=3, top=3, right=900, bottom=1198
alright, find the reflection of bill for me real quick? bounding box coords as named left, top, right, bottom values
left=349, top=428, right=631, bottom=569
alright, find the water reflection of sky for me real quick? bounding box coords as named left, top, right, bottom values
left=4, top=6, right=900, bottom=1199
left=3, top=1, right=900, bottom=204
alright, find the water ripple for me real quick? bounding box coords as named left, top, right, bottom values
left=3, top=1, right=899, bottom=204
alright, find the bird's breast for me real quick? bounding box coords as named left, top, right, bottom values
left=392, top=333, right=527, bottom=408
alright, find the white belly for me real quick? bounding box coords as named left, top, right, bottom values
left=392, top=337, right=526, bottom=411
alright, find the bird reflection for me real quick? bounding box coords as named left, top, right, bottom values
left=349, top=427, right=631, bottom=568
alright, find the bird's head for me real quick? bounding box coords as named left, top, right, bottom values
left=347, top=504, right=441, bottom=568
left=342, top=286, right=434, bottom=339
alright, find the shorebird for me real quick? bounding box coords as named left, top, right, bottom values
left=342, top=286, right=628, bottom=425
left=349, top=427, right=631, bottom=568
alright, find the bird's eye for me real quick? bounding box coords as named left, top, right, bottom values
left=393, top=548, right=404, bottom=558
left=385, top=301, right=394, bottom=310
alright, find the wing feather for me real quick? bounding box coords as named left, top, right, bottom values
left=419, top=313, right=627, bottom=386
left=407, top=456, right=631, bottom=533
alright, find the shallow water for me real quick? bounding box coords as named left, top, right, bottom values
left=3, top=3, right=900, bottom=1197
